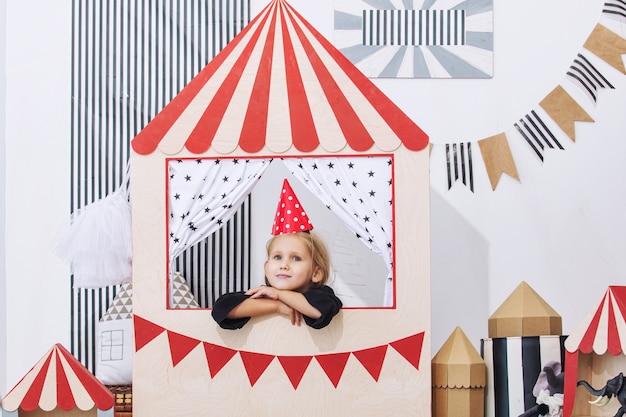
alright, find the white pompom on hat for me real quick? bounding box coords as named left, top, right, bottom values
left=271, top=178, right=314, bottom=235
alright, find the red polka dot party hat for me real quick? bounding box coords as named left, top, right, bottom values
left=271, top=178, right=314, bottom=235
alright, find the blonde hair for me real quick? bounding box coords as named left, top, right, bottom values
left=266, top=231, right=332, bottom=288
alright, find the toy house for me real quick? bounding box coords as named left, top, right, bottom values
left=129, top=0, right=430, bottom=415
left=95, top=273, right=198, bottom=387
left=0, top=344, right=114, bottom=417
left=564, top=286, right=626, bottom=417
left=482, top=281, right=566, bottom=417
left=432, top=326, right=486, bottom=417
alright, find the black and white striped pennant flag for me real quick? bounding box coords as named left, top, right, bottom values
left=445, top=142, right=474, bottom=192
left=603, top=0, right=626, bottom=22
left=566, top=53, right=614, bottom=103
left=514, top=110, right=564, bottom=162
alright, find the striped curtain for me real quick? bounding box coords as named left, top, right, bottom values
left=70, top=0, right=251, bottom=372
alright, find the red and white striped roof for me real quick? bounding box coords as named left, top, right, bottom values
left=131, top=0, right=428, bottom=156
left=1, top=343, right=114, bottom=413
left=565, top=286, right=626, bottom=355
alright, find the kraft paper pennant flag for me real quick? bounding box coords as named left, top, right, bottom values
left=167, top=331, right=202, bottom=366
left=134, top=315, right=167, bottom=351
left=584, top=24, right=626, bottom=74
left=478, top=133, right=520, bottom=191
left=203, top=342, right=237, bottom=378
left=540, top=85, right=594, bottom=141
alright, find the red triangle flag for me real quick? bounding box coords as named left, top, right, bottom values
left=239, top=351, right=275, bottom=386
left=134, top=315, right=167, bottom=351
left=167, top=331, right=202, bottom=366
left=389, top=332, right=425, bottom=370
left=352, top=345, right=387, bottom=381
left=277, top=356, right=313, bottom=389
left=203, top=342, right=238, bottom=378
left=315, top=352, right=350, bottom=388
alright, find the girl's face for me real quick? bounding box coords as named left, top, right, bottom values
left=264, top=234, right=321, bottom=292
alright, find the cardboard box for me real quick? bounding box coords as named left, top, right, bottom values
left=488, top=281, right=562, bottom=338
left=432, top=327, right=486, bottom=417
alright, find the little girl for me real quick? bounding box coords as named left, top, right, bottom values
left=211, top=179, right=342, bottom=329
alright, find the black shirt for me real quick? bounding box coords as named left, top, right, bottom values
left=212, top=285, right=342, bottom=329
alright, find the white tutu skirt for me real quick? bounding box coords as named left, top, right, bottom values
left=53, top=188, right=132, bottom=288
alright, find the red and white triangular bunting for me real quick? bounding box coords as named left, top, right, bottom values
left=315, top=352, right=350, bottom=388
left=389, top=332, right=425, bottom=371
left=352, top=345, right=388, bottom=382
left=277, top=356, right=313, bottom=389
left=239, top=351, right=275, bottom=386
left=167, top=331, right=202, bottom=366
left=203, top=342, right=238, bottom=378
left=134, top=315, right=167, bottom=351
left=134, top=316, right=425, bottom=389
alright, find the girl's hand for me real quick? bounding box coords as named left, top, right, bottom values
left=276, top=302, right=302, bottom=326
left=246, top=285, right=279, bottom=300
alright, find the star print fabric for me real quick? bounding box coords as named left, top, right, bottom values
left=282, top=156, right=394, bottom=305
left=168, top=158, right=270, bottom=261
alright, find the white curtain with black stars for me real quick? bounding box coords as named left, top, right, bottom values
left=168, top=158, right=271, bottom=262
left=282, top=156, right=394, bottom=306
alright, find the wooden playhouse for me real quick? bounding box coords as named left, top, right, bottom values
left=129, top=0, right=431, bottom=415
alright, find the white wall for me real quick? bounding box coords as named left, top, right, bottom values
left=0, top=0, right=7, bottom=399
left=2, top=0, right=624, bottom=393
left=3, top=0, right=72, bottom=394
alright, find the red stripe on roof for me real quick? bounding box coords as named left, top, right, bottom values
left=281, top=4, right=319, bottom=152
left=287, top=9, right=374, bottom=152
left=131, top=2, right=273, bottom=155
left=284, top=1, right=428, bottom=151
left=578, top=293, right=606, bottom=354
left=55, top=350, right=76, bottom=411
left=20, top=351, right=53, bottom=411
left=239, top=5, right=278, bottom=153
left=611, top=285, right=626, bottom=318
left=58, top=344, right=115, bottom=410
left=186, top=7, right=275, bottom=154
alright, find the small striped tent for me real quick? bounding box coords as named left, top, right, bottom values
left=563, top=286, right=626, bottom=417
left=1, top=343, right=114, bottom=417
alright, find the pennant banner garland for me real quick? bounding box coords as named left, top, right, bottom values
left=134, top=315, right=425, bottom=389
left=434, top=6, right=626, bottom=192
